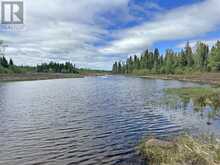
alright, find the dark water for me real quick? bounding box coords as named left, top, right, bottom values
left=0, top=76, right=219, bottom=165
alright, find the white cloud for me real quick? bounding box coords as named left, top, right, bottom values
left=0, top=0, right=130, bottom=69
left=177, top=39, right=220, bottom=49
left=100, top=0, right=220, bottom=56
left=1, top=0, right=220, bottom=69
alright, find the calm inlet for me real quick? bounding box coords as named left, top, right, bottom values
left=0, top=76, right=219, bottom=165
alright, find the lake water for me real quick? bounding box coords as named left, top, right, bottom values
left=0, top=76, right=219, bottom=165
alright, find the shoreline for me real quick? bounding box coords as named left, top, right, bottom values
left=138, top=72, right=220, bottom=86
left=137, top=74, right=220, bottom=164
left=1, top=72, right=220, bottom=85
left=0, top=73, right=84, bottom=82
left=0, top=72, right=112, bottom=82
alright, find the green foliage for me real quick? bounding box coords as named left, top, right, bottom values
left=0, top=56, right=15, bottom=73
left=0, top=56, right=79, bottom=74
left=208, top=41, right=220, bottom=71
left=0, top=39, right=108, bottom=75
left=132, top=69, right=151, bottom=75
left=36, top=62, right=79, bottom=73
left=194, top=42, right=209, bottom=70
left=9, top=59, right=13, bottom=66
left=0, top=65, right=11, bottom=73
left=185, top=41, right=194, bottom=67
left=165, top=87, right=220, bottom=98
left=0, top=56, right=9, bottom=68
left=112, top=41, right=219, bottom=75
left=165, top=87, right=220, bottom=122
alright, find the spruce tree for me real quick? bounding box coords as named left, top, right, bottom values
left=9, top=59, right=14, bottom=66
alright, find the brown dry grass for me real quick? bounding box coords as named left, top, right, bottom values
left=138, top=134, right=220, bottom=165
left=140, top=72, right=220, bottom=85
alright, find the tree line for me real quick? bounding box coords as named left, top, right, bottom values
left=112, top=41, right=220, bottom=74
left=0, top=56, right=14, bottom=68
left=0, top=56, right=79, bottom=74
left=36, top=62, right=79, bottom=73
left=0, top=56, right=19, bottom=73
left=0, top=40, right=79, bottom=74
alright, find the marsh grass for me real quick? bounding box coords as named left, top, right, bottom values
left=138, top=134, right=220, bottom=165
left=139, top=87, right=220, bottom=164
left=165, top=87, right=220, bottom=98
left=164, top=87, right=220, bottom=123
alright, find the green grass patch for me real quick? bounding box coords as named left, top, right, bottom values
left=164, top=87, right=220, bottom=122
left=165, top=87, right=220, bottom=99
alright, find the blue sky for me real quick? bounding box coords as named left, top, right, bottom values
left=0, top=0, right=220, bottom=70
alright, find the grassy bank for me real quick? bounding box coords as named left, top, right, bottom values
left=0, top=71, right=111, bottom=82
left=0, top=56, right=111, bottom=82
left=165, top=87, right=220, bottom=98
left=78, top=68, right=111, bottom=76
left=138, top=134, right=220, bottom=165
left=138, top=86, right=220, bottom=164
left=164, top=86, right=220, bottom=124
left=139, top=72, right=220, bottom=85
left=165, top=87, right=220, bottom=110
left=0, top=67, right=111, bottom=82
left=0, top=73, right=83, bottom=82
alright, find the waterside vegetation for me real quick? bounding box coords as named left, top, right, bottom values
left=165, top=87, right=220, bottom=124
left=0, top=41, right=109, bottom=81
left=0, top=56, right=79, bottom=74
left=138, top=86, right=220, bottom=165
left=138, top=134, right=220, bottom=165
left=112, top=41, right=220, bottom=75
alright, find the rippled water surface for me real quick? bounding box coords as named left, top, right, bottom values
left=0, top=76, right=219, bottom=165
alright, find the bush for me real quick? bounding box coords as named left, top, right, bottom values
left=0, top=66, right=12, bottom=73
left=132, top=69, right=151, bottom=75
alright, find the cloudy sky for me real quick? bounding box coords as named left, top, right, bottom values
left=0, top=0, right=220, bottom=70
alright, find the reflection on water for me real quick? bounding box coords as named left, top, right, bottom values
left=0, top=76, right=219, bottom=165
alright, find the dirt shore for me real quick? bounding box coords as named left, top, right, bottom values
left=0, top=73, right=84, bottom=82
left=140, top=73, right=220, bottom=85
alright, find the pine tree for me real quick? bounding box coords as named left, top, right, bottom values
left=111, top=41, right=219, bottom=75
left=185, top=42, right=194, bottom=67
left=208, top=41, right=220, bottom=71
left=118, top=62, right=122, bottom=73
left=180, top=49, right=187, bottom=67
left=195, top=42, right=209, bottom=70
left=153, top=48, right=160, bottom=71
left=9, top=59, right=14, bottom=66
left=1, top=56, right=9, bottom=68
